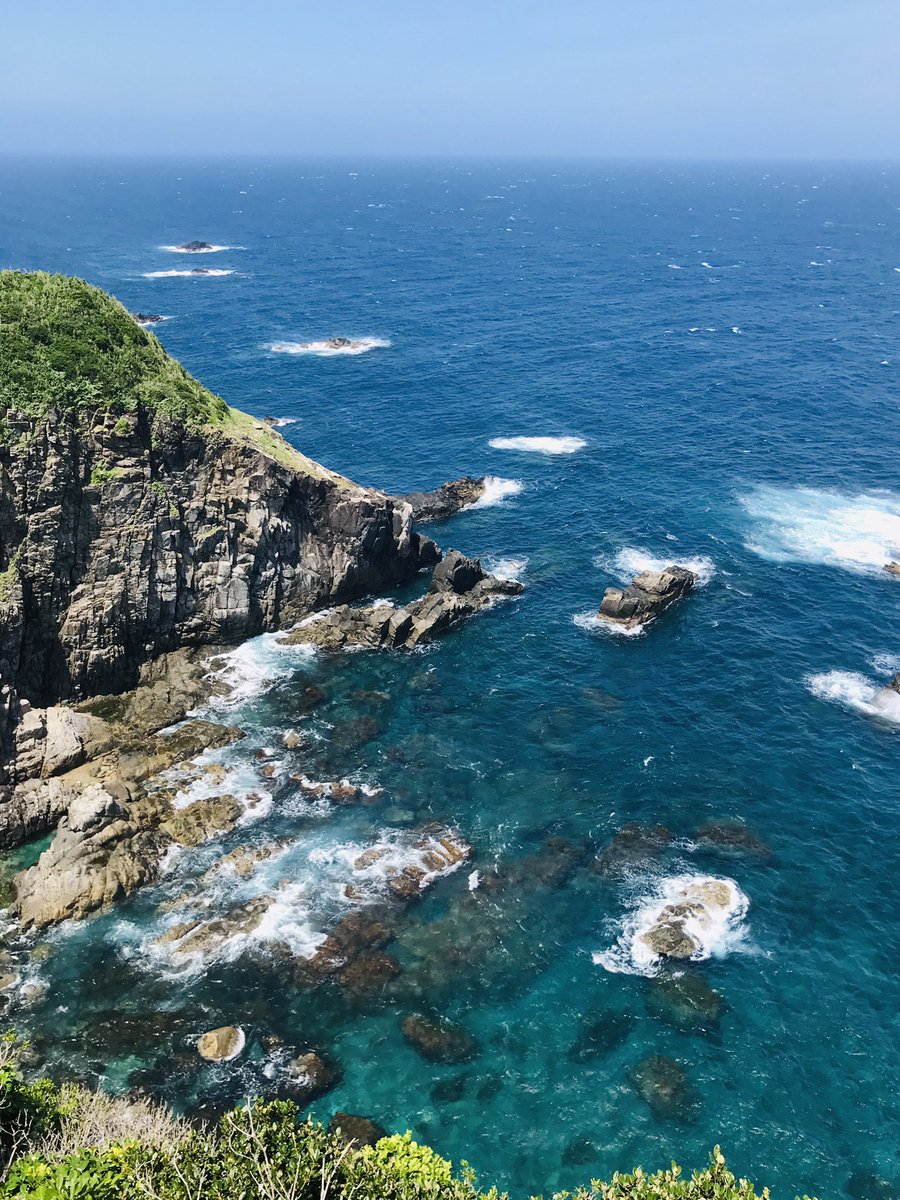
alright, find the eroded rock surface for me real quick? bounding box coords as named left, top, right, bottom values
left=0, top=400, right=436, bottom=786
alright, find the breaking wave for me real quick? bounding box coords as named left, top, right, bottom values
left=596, top=546, right=717, bottom=586
left=201, top=633, right=317, bottom=709
left=468, top=477, right=523, bottom=509
left=489, top=436, right=586, bottom=455
left=806, top=671, right=900, bottom=725
left=739, top=485, right=900, bottom=575
left=143, top=268, right=234, bottom=278
left=573, top=611, right=645, bottom=638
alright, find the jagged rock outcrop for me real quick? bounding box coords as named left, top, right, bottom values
left=598, top=565, right=696, bottom=630
left=0, top=272, right=438, bottom=783
left=283, top=550, right=522, bottom=651
left=399, top=477, right=486, bottom=522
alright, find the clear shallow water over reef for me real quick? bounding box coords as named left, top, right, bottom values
left=2, top=160, right=900, bottom=1198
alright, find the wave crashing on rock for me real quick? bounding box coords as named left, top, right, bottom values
left=269, top=337, right=390, bottom=357
left=594, top=874, right=750, bottom=976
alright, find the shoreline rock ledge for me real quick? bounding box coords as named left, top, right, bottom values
left=597, top=565, right=697, bottom=630
left=398, top=477, right=486, bottom=522
left=282, top=550, right=523, bottom=651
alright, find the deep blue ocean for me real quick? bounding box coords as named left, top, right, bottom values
left=1, top=159, right=899, bottom=1199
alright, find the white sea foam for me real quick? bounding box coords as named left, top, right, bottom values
left=143, top=268, right=234, bottom=278
left=482, top=555, right=528, bottom=582
left=138, top=824, right=470, bottom=976
left=202, top=633, right=316, bottom=709
left=160, top=244, right=239, bottom=254
left=594, top=874, right=750, bottom=977
left=806, top=671, right=900, bottom=724
left=870, top=652, right=900, bottom=675
left=489, top=436, right=586, bottom=455
left=468, top=477, right=523, bottom=509
left=265, top=417, right=298, bottom=427
left=573, top=611, right=645, bottom=638
left=739, top=484, right=900, bottom=575
left=598, top=546, right=717, bottom=586
left=269, top=338, right=390, bottom=357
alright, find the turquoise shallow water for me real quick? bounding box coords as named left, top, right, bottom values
left=2, top=160, right=900, bottom=1198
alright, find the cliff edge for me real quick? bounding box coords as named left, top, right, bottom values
left=0, top=271, right=436, bottom=779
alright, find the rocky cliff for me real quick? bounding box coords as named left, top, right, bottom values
left=0, top=272, right=437, bottom=783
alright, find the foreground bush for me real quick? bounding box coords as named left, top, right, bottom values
left=0, top=1035, right=814, bottom=1200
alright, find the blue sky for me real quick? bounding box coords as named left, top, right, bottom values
left=3, top=0, right=898, bottom=157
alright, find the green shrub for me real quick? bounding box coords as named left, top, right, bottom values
left=0, top=271, right=227, bottom=428
left=0, top=1035, right=816, bottom=1200
left=88, top=466, right=123, bottom=487
left=2, top=1149, right=124, bottom=1199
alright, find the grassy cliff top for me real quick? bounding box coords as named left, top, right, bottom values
left=0, top=270, right=341, bottom=479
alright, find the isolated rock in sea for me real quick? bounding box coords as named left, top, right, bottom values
left=197, top=1025, right=245, bottom=1061
left=285, top=1051, right=341, bottom=1102
left=638, top=877, right=737, bottom=961
left=694, top=820, right=771, bottom=859
left=591, top=823, right=673, bottom=878
left=176, top=241, right=215, bottom=252
left=283, top=550, right=523, bottom=651
left=567, top=1009, right=635, bottom=1063
left=597, top=565, right=696, bottom=630
left=629, top=1055, right=695, bottom=1121
left=401, top=1013, right=480, bottom=1063
left=883, top=561, right=900, bottom=576
left=132, top=313, right=164, bottom=326
left=0, top=272, right=438, bottom=789
left=328, top=1113, right=387, bottom=1148
left=399, top=477, right=486, bottom=522
left=646, top=969, right=723, bottom=1032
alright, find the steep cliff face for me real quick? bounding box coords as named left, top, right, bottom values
left=0, top=272, right=437, bottom=779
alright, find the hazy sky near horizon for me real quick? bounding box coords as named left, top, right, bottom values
left=3, top=0, right=899, bottom=159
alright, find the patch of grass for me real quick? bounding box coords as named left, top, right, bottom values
left=89, top=466, right=123, bottom=487
left=0, top=549, right=21, bottom=605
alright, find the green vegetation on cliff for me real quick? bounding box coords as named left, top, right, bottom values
left=0, top=271, right=340, bottom=479
left=0, top=1035, right=813, bottom=1200
left=0, top=271, right=228, bottom=427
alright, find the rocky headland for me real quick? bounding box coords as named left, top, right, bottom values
left=0, top=272, right=521, bottom=936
